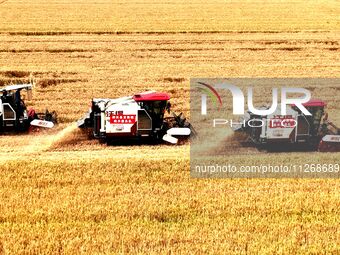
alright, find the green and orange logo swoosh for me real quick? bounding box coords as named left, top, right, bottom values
left=196, top=82, right=223, bottom=109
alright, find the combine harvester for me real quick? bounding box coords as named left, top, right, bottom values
left=78, top=91, right=195, bottom=144
left=234, top=99, right=340, bottom=152
left=0, top=84, right=57, bottom=133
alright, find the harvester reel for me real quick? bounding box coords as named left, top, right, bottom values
left=164, top=112, right=197, bottom=139
left=44, top=110, right=58, bottom=123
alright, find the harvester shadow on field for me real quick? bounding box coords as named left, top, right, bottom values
left=259, top=143, right=319, bottom=152
left=105, top=137, right=190, bottom=146
left=203, top=131, right=320, bottom=156
left=50, top=126, right=190, bottom=150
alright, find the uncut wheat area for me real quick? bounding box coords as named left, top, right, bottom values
left=0, top=0, right=339, bottom=254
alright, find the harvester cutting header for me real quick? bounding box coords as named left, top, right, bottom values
left=78, top=91, right=195, bottom=144
left=0, top=83, right=57, bottom=133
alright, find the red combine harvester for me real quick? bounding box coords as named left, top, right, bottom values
left=78, top=91, right=195, bottom=144
left=0, top=84, right=57, bottom=133
left=234, top=99, right=340, bottom=152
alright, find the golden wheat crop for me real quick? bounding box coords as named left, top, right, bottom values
left=0, top=0, right=339, bottom=254
left=0, top=0, right=339, bottom=33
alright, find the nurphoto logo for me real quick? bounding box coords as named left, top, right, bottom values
left=190, top=78, right=340, bottom=178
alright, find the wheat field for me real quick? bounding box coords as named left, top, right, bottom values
left=0, top=0, right=339, bottom=254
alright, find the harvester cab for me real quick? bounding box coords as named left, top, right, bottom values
left=291, top=99, right=340, bottom=150
left=0, top=83, right=57, bottom=133
left=291, top=99, right=326, bottom=137
left=78, top=91, right=195, bottom=144
left=133, top=92, right=170, bottom=131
